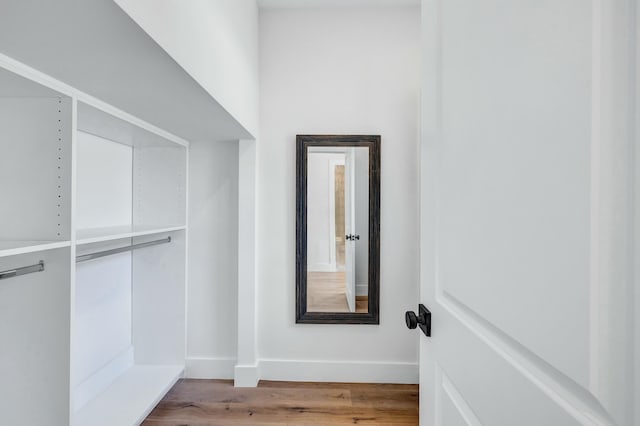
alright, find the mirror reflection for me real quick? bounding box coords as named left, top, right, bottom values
left=296, top=134, right=379, bottom=324
left=306, top=146, right=369, bottom=313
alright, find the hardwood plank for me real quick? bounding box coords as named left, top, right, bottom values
left=349, top=388, right=419, bottom=410
left=355, top=296, right=368, bottom=313
left=307, top=271, right=349, bottom=313
left=144, top=421, right=287, bottom=426
left=146, top=403, right=417, bottom=424
left=161, top=380, right=353, bottom=408
left=258, top=380, right=417, bottom=391
left=307, top=272, right=369, bottom=314
left=144, top=421, right=414, bottom=426
left=144, top=379, right=419, bottom=425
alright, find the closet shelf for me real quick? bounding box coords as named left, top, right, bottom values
left=74, top=364, right=183, bottom=426
left=0, top=241, right=71, bottom=258
left=76, top=225, right=186, bottom=245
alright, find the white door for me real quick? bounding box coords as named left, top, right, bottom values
left=419, top=0, right=637, bottom=425
left=344, top=148, right=356, bottom=312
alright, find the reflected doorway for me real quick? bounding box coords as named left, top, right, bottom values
left=306, top=147, right=368, bottom=314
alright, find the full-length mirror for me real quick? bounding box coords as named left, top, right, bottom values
left=296, top=135, right=380, bottom=324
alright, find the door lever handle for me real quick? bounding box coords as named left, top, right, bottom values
left=405, top=304, right=431, bottom=337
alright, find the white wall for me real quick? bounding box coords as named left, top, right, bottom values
left=307, top=152, right=344, bottom=271
left=257, top=6, right=420, bottom=383
left=113, top=0, right=259, bottom=138
left=235, top=139, right=258, bottom=386
left=635, top=3, right=640, bottom=420
left=186, top=141, right=239, bottom=378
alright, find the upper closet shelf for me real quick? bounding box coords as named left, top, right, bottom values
left=78, top=100, right=188, bottom=149
left=76, top=225, right=186, bottom=246
left=76, top=102, right=187, bottom=235
left=0, top=241, right=71, bottom=258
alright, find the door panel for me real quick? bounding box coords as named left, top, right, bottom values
left=439, top=368, right=482, bottom=426
left=439, top=0, right=591, bottom=388
left=420, top=0, right=636, bottom=424
left=344, top=149, right=356, bottom=312
left=441, top=384, right=474, bottom=426
left=435, top=311, right=587, bottom=425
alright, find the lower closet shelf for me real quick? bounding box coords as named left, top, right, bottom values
left=75, top=364, right=184, bottom=426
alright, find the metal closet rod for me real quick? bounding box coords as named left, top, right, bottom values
left=76, top=236, right=171, bottom=263
left=0, top=261, right=45, bottom=281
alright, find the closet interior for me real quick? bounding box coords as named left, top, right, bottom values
left=0, top=62, right=188, bottom=426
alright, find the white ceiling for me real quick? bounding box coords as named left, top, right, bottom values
left=258, top=0, right=420, bottom=9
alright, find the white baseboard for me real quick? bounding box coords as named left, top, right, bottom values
left=258, top=359, right=418, bottom=384
left=185, top=357, right=418, bottom=385
left=234, top=363, right=260, bottom=387
left=185, top=357, right=236, bottom=379
left=356, top=283, right=368, bottom=296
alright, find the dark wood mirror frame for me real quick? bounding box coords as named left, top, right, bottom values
left=296, top=135, right=381, bottom=324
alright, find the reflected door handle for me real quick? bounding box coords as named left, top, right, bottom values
left=405, top=304, right=431, bottom=337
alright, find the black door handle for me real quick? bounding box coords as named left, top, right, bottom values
left=405, top=304, right=431, bottom=337
left=345, top=234, right=360, bottom=241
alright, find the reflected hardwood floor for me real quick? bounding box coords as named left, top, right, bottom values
left=143, top=379, right=419, bottom=425
left=356, top=296, right=368, bottom=313
left=307, top=272, right=367, bottom=313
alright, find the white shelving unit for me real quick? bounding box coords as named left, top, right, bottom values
left=0, top=66, right=73, bottom=426
left=0, top=248, right=72, bottom=426
left=0, top=66, right=72, bottom=253
left=72, top=102, right=187, bottom=424
left=0, top=58, right=188, bottom=426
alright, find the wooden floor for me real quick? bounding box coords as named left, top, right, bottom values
left=307, top=272, right=368, bottom=313
left=355, top=296, right=368, bottom=313
left=143, top=379, right=419, bottom=425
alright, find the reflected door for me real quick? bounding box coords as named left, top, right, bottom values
left=344, top=148, right=356, bottom=313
